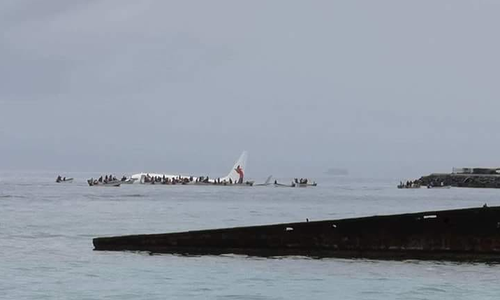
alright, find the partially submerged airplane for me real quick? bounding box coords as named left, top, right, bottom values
left=130, top=151, right=253, bottom=185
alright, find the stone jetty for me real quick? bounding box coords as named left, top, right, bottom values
left=419, top=167, right=500, bottom=188
left=94, top=206, right=500, bottom=262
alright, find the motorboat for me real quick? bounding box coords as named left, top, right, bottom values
left=397, top=181, right=422, bottom=189
left=296, top=182, right=317, bottom=187
left=274, top=181, right=317, bottom=188
left=87, top=179, right=121, bottom=187
left=427, top=185, right=451, bottom=189
left=56, top=177, right=73, bottom=183
left=398, top=185, right=422, bottom=189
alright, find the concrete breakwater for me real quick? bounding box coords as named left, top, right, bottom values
left=94, top=206, right=500, bottom=261
left=419, top=173, right=500, bottom=188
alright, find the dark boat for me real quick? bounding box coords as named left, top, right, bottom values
left=94, top=206, right=500, bottom=262
left=274, top=180, right=317, bottom=188
left=87, top=179, right=121, bottom=187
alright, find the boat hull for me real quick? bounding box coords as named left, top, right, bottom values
left=56, top=178, right=73, bottom=183
left=88, top=180, right=121, bottom=187
left=274, top=183, right=317, bottom=187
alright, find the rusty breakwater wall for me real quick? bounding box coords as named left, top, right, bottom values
left=93, top=206, right=500, bottom=261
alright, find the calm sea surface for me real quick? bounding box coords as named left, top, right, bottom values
left=1, top=172, right=500, bottom=299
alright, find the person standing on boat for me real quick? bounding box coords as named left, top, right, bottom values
left=235, top=165, right=244, bottom=184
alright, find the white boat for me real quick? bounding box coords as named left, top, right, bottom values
left=427, top=185, right=451, bottom=189
left=56, top=177, right=73, bottom=183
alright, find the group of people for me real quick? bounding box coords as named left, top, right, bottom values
left=56, top=175, right=70, bottom=183
left=142, top=174, right=247, bottom=185
left=272, top=178, right=317, bottom=187
left=398, top=179, right=449, bottom=189
left=398, top=180, right=421, bottom=189
left=101, top=175, right=118, bottom=183
left=143, top=174, right=192, bottom=185
left=197, top=176, right=247, bottom=185
left=91, top=174, right=125, bottom=184
left=294, top=178, right=310, bottom=184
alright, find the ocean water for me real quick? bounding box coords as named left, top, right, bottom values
left=1, top=172, right=500, bottom=300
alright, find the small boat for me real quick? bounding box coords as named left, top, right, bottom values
left=398, top=185, right=422, bottom=189
left=87, top=179, right=121, bottom=187
left=296, top=182, right=317, bottom=187
left=397, top=182, right=422, bottom=189
left=120, top=178, right=138, bottom=184
left=56, top=177, right=73, bottom=183
left=427, top=185, right=451, bottom=189
left=274, top=181, right=317, bottom=188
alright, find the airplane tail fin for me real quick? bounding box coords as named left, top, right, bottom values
left=264, top=175, right=273, bottom=185
left=222, top=151, right=248, bottom=183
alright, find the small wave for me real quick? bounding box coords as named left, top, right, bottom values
left=8, top=233, right=69, bottom=239
left=122, top=194, right=146, bottom=198
left=82, top=193, right=147, bottom=200
left=218, top=295, right=276, bottom=300
left=0, top=194, right=27, bottom=199
left=417, top=287, right=448, bottom=293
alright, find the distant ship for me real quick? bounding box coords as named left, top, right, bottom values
left=325, top=168, right=349, bottom=176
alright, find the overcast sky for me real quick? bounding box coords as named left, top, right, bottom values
left=1, top=1, right=499, bottom=178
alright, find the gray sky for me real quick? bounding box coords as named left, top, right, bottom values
left=1, top=1, right=499, bottom=178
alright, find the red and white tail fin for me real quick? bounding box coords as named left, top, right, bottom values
left=222, top=151, right=248, bottom=183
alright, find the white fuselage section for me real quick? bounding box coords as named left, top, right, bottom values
left=130, top=151, right=248, bottom=184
